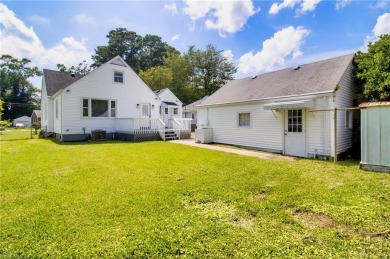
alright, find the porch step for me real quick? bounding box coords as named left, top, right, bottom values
left=164, top=130, right=178, bottom=140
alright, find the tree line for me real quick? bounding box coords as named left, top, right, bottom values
left=1, top=30, right=389, bottom=121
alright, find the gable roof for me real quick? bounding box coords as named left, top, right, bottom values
left=43, top=69, right=84, bottom=96
left=201, top=54, right=355, bottom=106
left=32, top=110, right=41, bottom=118
left=183, top=96, right=209, bottom=112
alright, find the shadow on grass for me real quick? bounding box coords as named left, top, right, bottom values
left=45, top=137, right=163, bottom=146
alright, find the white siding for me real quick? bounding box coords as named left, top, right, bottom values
left=53, top=95, right=62, bottom=134
left=334, top=62, right=355, bottom=154
left=198, top=103, right=283, bottom=152
left=158, top=89, right=183, bottom=116
left=40, top=78, right=54, bottom=132
left=306, top=97, right=333, bottom=157
left=60, top=62, right=160, bottom=134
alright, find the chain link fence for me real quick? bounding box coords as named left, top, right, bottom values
left=0, top=128, right=41, bottom=141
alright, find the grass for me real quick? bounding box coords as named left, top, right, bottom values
left=1, top=135, right=389, bottom=257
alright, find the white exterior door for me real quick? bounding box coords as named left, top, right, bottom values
left=284, top=109, right=306, bottom=157
left=140, top=103, right=150, bottom=118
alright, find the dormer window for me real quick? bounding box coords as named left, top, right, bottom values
left=114, top=71, right=123, bottom=83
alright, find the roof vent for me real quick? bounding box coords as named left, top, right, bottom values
left=71, top=73, right=75, bottom=77
left=251, top=75, right=257, bottom=79
left=293, top=66, right=300, bottom=70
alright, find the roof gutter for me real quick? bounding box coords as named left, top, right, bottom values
left=197, top=90, right=334, bottom=108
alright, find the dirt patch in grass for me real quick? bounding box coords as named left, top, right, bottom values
left=184, top=199, right=255, bottom=230
left=289, top=209, right=390, bottom=238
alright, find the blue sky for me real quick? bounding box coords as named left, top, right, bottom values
left=1, top=0, right=389, bottom=88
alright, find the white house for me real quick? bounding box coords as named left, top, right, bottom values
left=12, top=116, right=31, bottom=127
left=197, top=54, right=356, bottom=159
left=154, top=88, right=182, bottom=127
left=41, top=56, right=191, bottom=142
left=183, top=96, right=208, bottom=130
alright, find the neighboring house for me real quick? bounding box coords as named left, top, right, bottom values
left=41, top=56, right=191, bottom=142
left=359, top=102, right=390, bottom=173
left=31, top=110, right=41, bottom=124
left=183, top=96, right=208, bottom=130
left=12, top=116, right=31, bottom=127
left=154, top=88, right=182, bottom=127
left=197, top=54, right=356, bottom=159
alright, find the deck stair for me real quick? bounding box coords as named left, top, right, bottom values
left=164, top=129, right=178, bottom=140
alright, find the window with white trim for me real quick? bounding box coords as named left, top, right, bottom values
left=110, top=101, right=116, bottom=117
left=238, top=113, right=250, bottom=126
left=114, top=71, right=124, bottom=83
left=173, top=108, right=178, bottom=115
left=82, top=98, right=116, bottom=118
left=345, top=110, right=353, bottom=129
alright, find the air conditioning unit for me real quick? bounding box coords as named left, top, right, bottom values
left=195, top=128, right=213, bottom=144
left=91, top=129, right=106, bottom=140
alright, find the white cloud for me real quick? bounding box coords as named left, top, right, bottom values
left=237, top=26, right=310, bottom=74
left=74, top=13, right=95, bottom=24
left=222, top=49, right=234, bottom=63
left=335, top=0, right=352, bottom=10
left=361, top=13, right=390, bottom=51
left=171, top=34, right=180, bottom=42
left=371, top=0, right=389, bottom=9
left=183, top=0, right=258, bottom=37
left=164, top=2, right=178, bottom=15
left=269, top=0, right=321, bottom=15
left=269, top=0, right=300, bottom=14
left=0, top=3, right=91, bottom=70
left=28, top=15, right=49, bottom=24
left=373, top=13, right=390, bottom=37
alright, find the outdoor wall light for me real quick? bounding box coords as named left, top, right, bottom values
left=136, top=103, right=140, bottom=108
left=152, top=105, right=155, bottom=109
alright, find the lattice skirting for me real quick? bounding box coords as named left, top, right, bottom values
left=115, top=132, right=161, bottom=142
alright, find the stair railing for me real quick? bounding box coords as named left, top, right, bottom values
left=172, top=119, right=181, bottom=140
left=157, top=119, right=166, bottom=141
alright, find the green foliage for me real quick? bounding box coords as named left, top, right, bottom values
left=1, top=139, right=389, bottom=257
left=354, top=34, right=390, bottom=101
left=0, top=119, right=11, bottom=130
left=56, top=60, right=92, bottom=75
left=139, top=66, right=173, bottom=91
left=0, top=55, right=41, bottom=120
left=91, top=28, right=178, bottom=73
left=185, top=44, right=237, bottom=96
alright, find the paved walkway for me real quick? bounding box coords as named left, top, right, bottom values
left=170, top=139, right=295, bottom=162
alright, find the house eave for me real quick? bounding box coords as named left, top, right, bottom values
left=197, top=90, right=334, bottom=108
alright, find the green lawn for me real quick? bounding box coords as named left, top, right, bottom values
left=1, top=137, right=389, bottom=257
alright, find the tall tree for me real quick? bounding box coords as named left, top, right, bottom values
left=164, top=53, right=195, bottom=104
left=185, top=44, right=237, bottom=96
left=354, top=34, right=390, bottom=102
left=139, top=66, right=173, bottom=91
left=0, top=55, right=41, bottom=120
left=91, top=28, right=178, bottom=73
left=56, top=60, right=93, bottom=75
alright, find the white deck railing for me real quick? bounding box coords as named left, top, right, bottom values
left=172, top=118, right=192, bottom=139
left=116, top=118, right=166, bottom=136
left=116, top=118, right=190, bottom=140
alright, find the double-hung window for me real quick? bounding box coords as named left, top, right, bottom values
left=238, top=113, right=250, bottom=127
left=82, top=98, right=116, bottom=118
left=114, top=71, right=124, bottom=83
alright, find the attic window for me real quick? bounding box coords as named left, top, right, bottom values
left=114, top=71, right=123, bottom=83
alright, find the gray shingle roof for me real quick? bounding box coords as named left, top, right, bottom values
left=201, top=54, right=355, bottom=106
left=43, top=69, right=84, bottom=96
left=183, top=96, right=209, bottom=112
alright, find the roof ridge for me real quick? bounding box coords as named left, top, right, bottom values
left=239, top=53, right=355, bottom=80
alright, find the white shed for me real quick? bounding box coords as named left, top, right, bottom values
left=12, top=116, right=31, bottom=127
left=197, top=54, right=356, bottom=159
left=359, top=102, right=390, bottom=173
